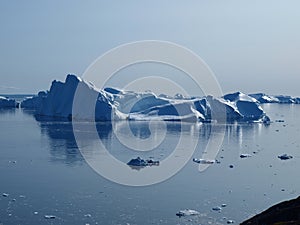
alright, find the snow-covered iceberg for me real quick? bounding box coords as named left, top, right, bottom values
left=0, top=96, right=18, bottom=108
left=21, top=75, right=117, bottom=121
left=223, top=92, right=269, bottom=122
left=21, top=74, right=270, bottom=123
left=250, top=93, right=300, bottom=104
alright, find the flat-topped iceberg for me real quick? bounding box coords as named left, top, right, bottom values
left=0, top=96, right=18, bottom=108
left=21, top=74, right=270, bottom=123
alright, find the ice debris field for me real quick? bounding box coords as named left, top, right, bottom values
left=1, top=74, right=299, bottom=122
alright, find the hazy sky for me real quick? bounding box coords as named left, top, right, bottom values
left=0, top=0, right=300, bottom=96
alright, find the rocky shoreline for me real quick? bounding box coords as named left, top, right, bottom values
left=241, top=196, right=300, bottom=225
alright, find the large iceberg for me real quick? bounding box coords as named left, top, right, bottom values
left=0, top=96, right=18, bottom=108
left=22, top=75, right=116, bottom=121
left=21, top=74, right=270, bottom=123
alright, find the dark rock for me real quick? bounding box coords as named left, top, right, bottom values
left=241, top=196, right=300, bottom=225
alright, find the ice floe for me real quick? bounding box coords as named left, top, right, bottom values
left=176, top=209, right=200, bottom=217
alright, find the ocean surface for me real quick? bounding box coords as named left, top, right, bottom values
left=0, top=101, right=300, bottom=225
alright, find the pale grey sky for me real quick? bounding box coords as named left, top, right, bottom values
left=0, top=0, right=300, bottom=96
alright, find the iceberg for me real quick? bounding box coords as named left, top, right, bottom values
left=274, top=95, right=295, bottom=104
left=250, top=93, right=300, bottom=104
left=21, top=74, right=270, bottom=123
left=21, top=91, right=47, bottom=109
left=249, top=93, right=280, bottom=103
left=21, top=75, right=117, bottom=121
left=223, top=92, right=268, bottom=122
left=0, top=96, right=18, bottom=108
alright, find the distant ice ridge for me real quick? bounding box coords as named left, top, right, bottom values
left=21, top=74, right=270, bottom=123
left=0, top=96, right=18, bottom=108
left=249, top=93, right=300, bottom=104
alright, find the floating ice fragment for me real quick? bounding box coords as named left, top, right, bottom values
left=2, top=193, right=9, bottom=197
left=34, top=211, right=38, bottom=215
left=127, top=157, right=147, bottom=167
left=227, top=220, right=234, bottom=224
left=84, top=214, right=92, bottom=218
left=212, top=206, right=222, bottom=211
left=192, top=158, right=215, bottom=164
left=127, top=157, right=159, bottom=168
left=176, top=209, right=200, bottom=217
left=278, top=154, right=293, bottom=160
left=44, top=215, right=56, bottom=219
left=221, top=204, right=227, bottom=207
left=240, top=154, right=252, bottom=158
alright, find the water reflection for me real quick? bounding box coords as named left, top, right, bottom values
left=225, top=122, right=269, bottom=149
left=0, top=108, right=16, bottom=116
left=29, top=111, right=270, bottom=169
left=33, top=115, right=81, bottom=165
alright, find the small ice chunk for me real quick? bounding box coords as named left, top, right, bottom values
left=221, top=204, right=227, bottom=207
left=176, top=209, right=200, bottom=217
left=127, top=157, right=147, bottom=166
left=227, top=220, right=234, bottom=224
left=34, top=211, right=38, bottom=215
left=192, top=158, right=215, bottom=164
left=212, top=206, right=222, bottom=211
left=84, top=214, right=92, bottom=218
left=278, top=154, right=293, bottom=160
left=240, top=154, right=252, bottom=158
left=2, top=193, right=9, bottom=197
left=44, top=215, right=56, bottom=219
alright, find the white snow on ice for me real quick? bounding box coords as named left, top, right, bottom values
left=20, top=74, right=272, bottom=122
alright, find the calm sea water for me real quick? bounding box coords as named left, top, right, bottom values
left=0, top=104, right=299, bottom=225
